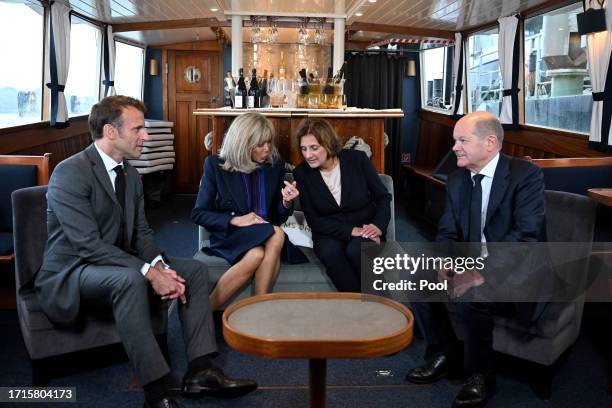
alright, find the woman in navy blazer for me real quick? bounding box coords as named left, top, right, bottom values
left=293, top=119, right=391, bottom=292
left=192, top=112, right=299, bottom=309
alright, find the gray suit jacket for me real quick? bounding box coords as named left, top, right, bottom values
left=36, top=144, right=162, bottom=323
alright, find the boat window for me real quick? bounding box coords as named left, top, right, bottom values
left=523, top=2, right=591, bottom=134
left=0, top=0, right=44, bottom=128
left=64, top=16, right=102, bottom=117
left=114, top=41, right=145, bottom=100
left=466, top=27, right=502, bottom=116
left=420, top=45, right=454, bottom=113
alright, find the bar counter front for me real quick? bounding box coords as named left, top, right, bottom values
left=193, top=108, right=404, bottom=173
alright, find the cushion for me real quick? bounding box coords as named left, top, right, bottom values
left=0, top=164, right=37, bottom=231
left=542, top=166, right=612, bottom=196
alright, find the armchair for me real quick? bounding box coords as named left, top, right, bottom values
left=12, top=186, right=168, bottom=385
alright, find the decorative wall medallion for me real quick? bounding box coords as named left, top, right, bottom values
left=184, top=66, right=201, bottom=83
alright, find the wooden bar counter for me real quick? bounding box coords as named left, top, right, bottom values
left=193, top=108, right=404, bottom=173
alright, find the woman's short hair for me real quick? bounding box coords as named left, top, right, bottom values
left=219, top=112, right=279, bottom=172
left=295, top=118, right=343, bottom=157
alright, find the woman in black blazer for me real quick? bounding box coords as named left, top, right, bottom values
left=192, top=112, right=299, bottom=309
left=292, top=119, right=391, bottom=292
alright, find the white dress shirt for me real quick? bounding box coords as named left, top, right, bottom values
left=470, top=152, right=500, bottom=257
left=94, top=142, right=164, bottom=275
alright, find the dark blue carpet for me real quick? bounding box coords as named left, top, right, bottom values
left=1, top=193, right=610, bottom=407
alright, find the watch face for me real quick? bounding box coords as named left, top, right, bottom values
left=184, top=66, right=201, bottom=83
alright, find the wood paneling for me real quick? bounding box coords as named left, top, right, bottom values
left=415, top=110, right=607, bottom=171
left=167, top=49, right=221, bottom=193
left=348, top=22, right=454, bottom=40
left=0, top=116, right=92, bottom=173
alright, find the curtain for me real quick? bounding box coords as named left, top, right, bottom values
left=587, top=0, right=612, bottom=152
left=47, top=2, right=71, bottom=128
left=102, top=25, right=117, bottom=97
left=345, top=53, right=404, bottom=179
left=451, top=32, right=465, bottom=119
left=498, top=15, right=521, bottom=128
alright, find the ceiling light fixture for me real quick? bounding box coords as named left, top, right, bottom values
left=210, top=8, right=218, bottom=12
left=368, top=0, right=377, bottom=3
left=356, top=12, right=363, bottom=17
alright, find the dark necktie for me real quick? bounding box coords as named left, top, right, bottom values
left=469, top=174, right=485, bottom=243
left=113, top=165, right=126, bottom=211
left=113, top=165, right=127, bottom=249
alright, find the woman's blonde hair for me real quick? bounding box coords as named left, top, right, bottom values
left=219, top=112, right=279, bottom=172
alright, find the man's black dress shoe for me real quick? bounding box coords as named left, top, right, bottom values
left=181, top=366, right=257, bottom=398
left=406, top=354, right=456, bottom=384
left=453, top=373, right=496, bottom=407
left=143, top=397, right=182, bottom=408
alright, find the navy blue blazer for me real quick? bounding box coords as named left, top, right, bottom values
left=191, top=155, right=292, bottom=263
left=437, top=153, right=549, bottom=323
left=293, top=149, right=391, bottom=242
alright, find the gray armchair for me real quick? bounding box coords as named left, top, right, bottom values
left=194, top=174, right=395, bottom=307
left=449, top=190, right=596, bottom=398
left=12, top=186, right=168, bottom=385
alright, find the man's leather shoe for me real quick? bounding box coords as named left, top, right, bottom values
left=143, top=397, right=182, bottom=408
left=406, top=354, right=456, bottom=384
left=453, top=373, right=496, bottom=407
left=181, top=366, right=257, bottom=398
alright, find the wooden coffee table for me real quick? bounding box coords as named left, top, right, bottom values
left=222, top=292, right=414, bottom=408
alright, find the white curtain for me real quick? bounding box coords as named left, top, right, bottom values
left=586, top=0, right=612, bottom=151
left=103, top=25, right=116, bottom=97
left=498, top=15, right=520, bottom=127
left=451, top=32, right=465, bottom=118
left=48, top=2, right=71, bottom=128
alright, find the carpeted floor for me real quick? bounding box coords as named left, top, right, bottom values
left=1, top=193, right=610, bottom=407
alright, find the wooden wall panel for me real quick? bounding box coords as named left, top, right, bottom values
left=415, top=110, right=607, bottom=170
left=0, top=116, right=92, bottom=173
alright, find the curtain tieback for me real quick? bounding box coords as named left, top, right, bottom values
left=502, top=88, right=520, bottom=97
left=46, top=83, right=65, bottom=92
left=592, top=92, right=609, bottom=102
left=103, top=79, right=115, bottom=86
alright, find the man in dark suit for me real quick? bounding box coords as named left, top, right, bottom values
left=36, top=96, right=256, bottom=408
left=406, top=111, right=547, bottom=407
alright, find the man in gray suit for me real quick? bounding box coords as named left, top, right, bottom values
left=35, top=96, right=256, bottom=408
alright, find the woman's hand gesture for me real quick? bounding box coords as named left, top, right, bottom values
left=281, top=180, right=300, bottom=208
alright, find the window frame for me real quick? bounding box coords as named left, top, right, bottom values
left=419, top=44, right=455, bottom=115
left=112, top=37, right=146, bottom=100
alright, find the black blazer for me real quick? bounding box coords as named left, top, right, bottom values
left=293, top=149, right=391, bottom=242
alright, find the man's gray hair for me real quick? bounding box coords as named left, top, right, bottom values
left=219, top=112, right=279, bottom=172
left=473, top=115, right=504, bottom=148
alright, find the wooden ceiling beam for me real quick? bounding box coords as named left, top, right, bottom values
left=113, top=18, right=230, bottom=33
left=348, top=22, right=454, bottom=40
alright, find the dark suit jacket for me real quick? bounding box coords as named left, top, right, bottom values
left=437, top=153, right=549, bottom=323
left=36, top=144, right=162, bottom=323
left=191, top=155, right=292, bottom=261
left=293, top=149, right=391, bottom=242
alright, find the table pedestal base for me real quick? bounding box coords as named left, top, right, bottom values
left=309, top=359, right=327, bottom=408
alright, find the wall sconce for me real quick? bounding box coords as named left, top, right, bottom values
left=149, top=59, right=159, bottom=76
left=406, top=60, right=416, bottom=77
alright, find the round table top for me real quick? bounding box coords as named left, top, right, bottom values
left=222, top=292, right=413, bottom=359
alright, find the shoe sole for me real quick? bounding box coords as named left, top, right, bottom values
left=181, top=383, right=258, bottom=399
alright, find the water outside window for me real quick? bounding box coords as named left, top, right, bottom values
left=0, top=1, right=44, bottom=128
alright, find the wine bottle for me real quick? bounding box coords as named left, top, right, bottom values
left=278, top=51, right=286, bottom=79
left=224, top=70, right=235, bottom=107
left=260, top=69, right=269, bottom=108
left=248, top=68, right=260, bottom=108
left=323, top=67, right=334, bottom=94
left=297, top=68, right=310, bottom=109
left=333, top=61, right=346, bottom=83
left=235, top=68, right=247, bottom=109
